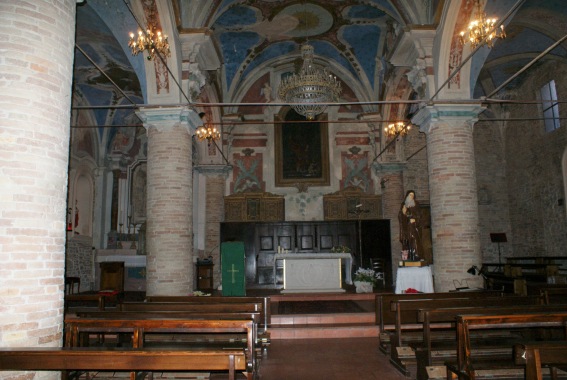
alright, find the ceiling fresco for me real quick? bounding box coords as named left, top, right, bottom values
left=72, top=0, right=567, bottom=128
left=204, top=1, right=399, bottom=93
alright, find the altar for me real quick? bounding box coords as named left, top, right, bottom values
left=275, top=253, right=352, bottom=293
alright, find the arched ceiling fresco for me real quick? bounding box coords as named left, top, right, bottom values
left=73, top=0, right=567, bottom=129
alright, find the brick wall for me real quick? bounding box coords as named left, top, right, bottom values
left=501, top=61, right=567, bottom=257
left=65, top=235, right=94, bottom=291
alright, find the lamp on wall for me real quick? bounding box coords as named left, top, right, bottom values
left=384, top=121, right=410, bottom=139
left=459, top=0, right=505, bottom=49
left=128, top=21, right=170, bottom=61
left=278, top=42, right=342, bottom=121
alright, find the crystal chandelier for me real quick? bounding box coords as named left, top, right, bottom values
left=195, top=123, right=221, bottom=146
left=128, top=23, right=170, bottom=61
left=278, top=42, right=342, bottom=120
left=459, top=0, right=505, bottom=49
left=384, top=122, right=410, bottom=139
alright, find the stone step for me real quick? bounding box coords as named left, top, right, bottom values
left=269, top=311, right=378, bottom=339
left=270, top=322, right=379, bottom=339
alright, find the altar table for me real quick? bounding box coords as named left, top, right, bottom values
left=275, top=253, right=352, bottom=293
left=395, top=266, right=434, bottom=294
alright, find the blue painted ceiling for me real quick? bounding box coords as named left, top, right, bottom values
left=73, top=0, right=567, bottom=121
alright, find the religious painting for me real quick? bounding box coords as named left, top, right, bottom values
left=275, top=111, right=330, bottom=187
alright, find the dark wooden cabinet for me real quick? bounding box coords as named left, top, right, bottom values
left=195, top=263, right=214, bottom=291
left=221, top=220, right=390, bottom=287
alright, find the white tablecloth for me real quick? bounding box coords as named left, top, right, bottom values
left=395, top=266, right=434, bottom=294
left=274, top=252, right=353, bottom=285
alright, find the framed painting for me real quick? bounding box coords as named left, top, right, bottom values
left=274, top=112, right=330, bottom=187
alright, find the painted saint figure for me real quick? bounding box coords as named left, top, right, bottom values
left=398, top=190, right=423, bottom=261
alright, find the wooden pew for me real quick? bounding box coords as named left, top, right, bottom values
left=118, top=300, right=270, bottom=350
left=376, top=291, right=502, bottom=355
left=71, top=310, right=265, bottom=356
left=415, top=304, right=567, bottom=380
left=387, top=295, right=543, bottom=378
left=446, top=312, right=567, bottom=380
left=514, top=341, right=567, bottom=380
left=0, top=347, right=247, bottom=380
left=65, top=293, right=116, bottom=311
left=540, top=287, right=567, bottom=305
left=64, top=318, right=255, bottom=379
left=145, top=295, right=271, bottom=336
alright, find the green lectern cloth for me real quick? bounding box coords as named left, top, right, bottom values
left=221, top=241, right=246, bottom=296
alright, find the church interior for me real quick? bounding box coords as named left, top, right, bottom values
left=2, top=0, right=567, bottom=379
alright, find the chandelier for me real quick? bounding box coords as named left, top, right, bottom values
left=195, top=123, right=221, bottom=145
left=278, top=42, right=342, bottom=120
left=459, top=0, right=505, bottom=49
left=384, top=122, right=410, bottom=139
left=128, top=23, right=170, bottom=61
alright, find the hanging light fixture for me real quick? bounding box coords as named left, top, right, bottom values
left=278, top=42, right=342, bottom=120
left=195, top=123, right=221, bottom=146
left=128, top=22, right=170, bottom=61
left=459, top=0, right=505, bottom=49
left=384, top=122, right=410, bottom=139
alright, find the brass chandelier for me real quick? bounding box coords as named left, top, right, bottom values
left=128, top=22, right=170, bottom=61
left=278, top=42, right=342, bottom=120
left=195, top=123, right=221, bottom=146
left=459, top=0, right=505, bottom=49
left=384, top=122, right=410, bottom=139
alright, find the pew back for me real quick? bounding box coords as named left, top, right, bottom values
left=449, top=312, right=567, bottom=380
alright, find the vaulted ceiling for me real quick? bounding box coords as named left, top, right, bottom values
left=73, top=0, right=567, bottom=136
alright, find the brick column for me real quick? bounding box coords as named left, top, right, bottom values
left=138, top=108, right=201, bottom=296
left=0, top=0, right=76, bottom=355
left=413, top=106, right=482, bottom=292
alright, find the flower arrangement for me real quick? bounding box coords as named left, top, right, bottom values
left=189, top=291, right=211, bottom=296
left=353, top=267, right=381, bottom=285
left=331, top=245, right=351, bottom=253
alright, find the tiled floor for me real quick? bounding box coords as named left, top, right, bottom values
left=253, top=337, right=407, bottom=380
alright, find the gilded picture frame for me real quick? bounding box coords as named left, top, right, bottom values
left=274, top=113, right=330, bottom=187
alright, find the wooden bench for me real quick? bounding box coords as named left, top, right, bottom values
left=415, top=303, right=567, bottom=380
left=514, top=341, right=567, bottom=380
left=65, top=292, right=118, bottom=311
left=145, top=295, right=271, bottom=335
left=118, top=300, right=270, bottom=350
left=64, top=317, right=255, bottom=379
left=376, top=291, right=502, bottom=355
left=540, top=286, right=567, bottom=305
left=0, top=347, right=247, bottom=380
left=446, top=312, right=567, bottom=380
left=387, top=295, right=543, bottom=378
left=72, top=309, right=266, bottom=357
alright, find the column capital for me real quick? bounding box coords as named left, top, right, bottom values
left=194, top=164, right=233, bottom=176
left=137, top=106, right=203, bottom=134
left=411, top=104, right=485, bottom=134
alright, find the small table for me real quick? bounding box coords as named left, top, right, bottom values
left=395, top=266, right=434, bottom=294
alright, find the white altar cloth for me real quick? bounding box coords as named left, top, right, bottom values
left=275, top=253, right=352, bottom=293
left=395, top=266, right=434, bottom=294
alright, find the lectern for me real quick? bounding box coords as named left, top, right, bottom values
left=490, top=233, right=507, bottom=265
left=221, top=242, right=246, bottom=296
